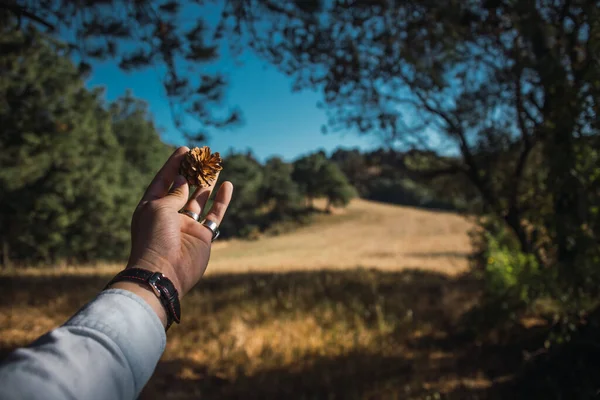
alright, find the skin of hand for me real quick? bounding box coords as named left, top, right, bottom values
left=109, top=146, right=233, bottom=328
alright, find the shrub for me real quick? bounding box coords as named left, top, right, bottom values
left=483, top=231, right=542, bottom=305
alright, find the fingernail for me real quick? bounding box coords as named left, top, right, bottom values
left=171, top=175, right=187, bottom=191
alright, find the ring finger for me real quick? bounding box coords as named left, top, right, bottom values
left=189, top=181, right=233, bottom=243
left=181, top=172, right=221, bottom=217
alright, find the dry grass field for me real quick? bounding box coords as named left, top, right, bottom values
left=208, top=199, right=474, bottom=274
left=0, top=200, right=547, bottom=399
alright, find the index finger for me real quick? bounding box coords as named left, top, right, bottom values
left=140, top=146, right=189, bottom=203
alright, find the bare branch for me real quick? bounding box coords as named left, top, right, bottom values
left=515, top=70, right=532, bottom=145
left=1, top=3, right=55, bottom=30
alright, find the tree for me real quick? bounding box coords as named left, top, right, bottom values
left=292, top=151, right=356, bottom=210
left=216, top=153, right=264, bottom=237
left=320, top=162, right=356, bottom=212
left=110, top=93, right=172, bottom=177
left=260, top=157, right=302, bottom=217
left=103, top=93, right=174, bottom=260
left=0, top=26, right=170, bottom=265
left=228, top=0, right=600, bottom=304
left=329, top=148, right=370, bottom=196
left=292, top=151, right=328, bottom=207
left=0, top=26, right=125, bottom=263
left=1, top=1, right=241, bottom=141
left=109, top=92, right=173, bottom=220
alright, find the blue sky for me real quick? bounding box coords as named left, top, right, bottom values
left=85, top=49, right=380, bottom=162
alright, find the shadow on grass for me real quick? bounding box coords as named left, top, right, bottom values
left=0, top=268, right=590, bottom=399
left=0, top=272, right=110, bottom=309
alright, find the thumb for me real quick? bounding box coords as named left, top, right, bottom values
left=162, top=175, right=189, bottom=210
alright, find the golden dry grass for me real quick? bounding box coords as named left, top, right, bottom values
left=208, top=199, right=474, bottom=275
left=0, top=200, right=541, bottom=399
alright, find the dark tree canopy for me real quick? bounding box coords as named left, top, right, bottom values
left=1, top=0, right=245, bottom=142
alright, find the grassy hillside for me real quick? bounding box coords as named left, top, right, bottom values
left=1, top=201, right=539, bottom=399
left=209, top=199, right=473, bottom=275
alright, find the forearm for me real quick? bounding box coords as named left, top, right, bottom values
left=0, top=147, right=231, bottom=399
left=0, top=289, right=166, bottom=400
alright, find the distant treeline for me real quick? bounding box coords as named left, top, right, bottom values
left=329, top=148, right=470, bottom=211
left=216, top=146, right=469, bottom=239
left=215, top=151, right=356, bottom=239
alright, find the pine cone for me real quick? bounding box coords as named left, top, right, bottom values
left=179, top=146, right=223, bottom=187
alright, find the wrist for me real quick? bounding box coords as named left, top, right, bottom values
left=109, top=281, right=168, bottom=329
left=105, top=267, right=182, bottom=330
left=127, top=251, right=183, bottom=295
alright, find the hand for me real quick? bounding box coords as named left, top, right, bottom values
left=125, top=146, right=233, bottom=297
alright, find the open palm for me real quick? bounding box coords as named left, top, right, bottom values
left=127, top=147, right=233, bottom=297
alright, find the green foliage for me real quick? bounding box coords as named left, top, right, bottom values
left=330, top=148, right=371, bottom=196
left=320, top=162, right=357, bottom=210
left=483, top=230, right=542, bottom=306
left=216, top=146, right=465, bottom=240
left=292, top=151, right=329, bottom=205
left=292, top=151, right=356, bottom=209
left=110, top=93, right=173, bottom=180
left=567, top=138, right=600, bottom=294
left=260, top=157, right=302, bottom=215
left=331, top=148, right=464, bottom=211
left=217, top=153, right=264, bottom=238
left=0, top=27, right=169, bottom=265
left=218, top=151, right=356, bottom=239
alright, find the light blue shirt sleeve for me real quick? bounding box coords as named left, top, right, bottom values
left=0, top=288, right=167, bottom=400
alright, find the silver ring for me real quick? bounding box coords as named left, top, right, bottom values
left=179, top=209, right=200, bottom=221
left=200, top=219, right=220, bottom=242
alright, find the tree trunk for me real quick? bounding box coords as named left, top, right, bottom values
left=504, top=208, right=532, bottom=254
left=2, top=238, right=10, bottom=268
left=542, top=89, right=580, bottom=273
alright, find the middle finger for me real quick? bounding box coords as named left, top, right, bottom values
left=181, top=172, right=220, bottom=216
